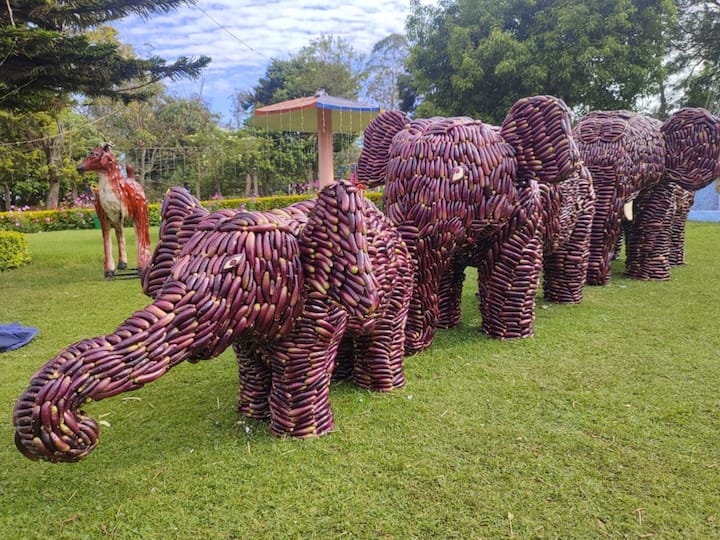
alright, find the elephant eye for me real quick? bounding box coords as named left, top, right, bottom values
left=223, top=254, right=243, bottom=272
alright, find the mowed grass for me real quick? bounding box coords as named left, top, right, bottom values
left=1, top=223, right=719, bottom=539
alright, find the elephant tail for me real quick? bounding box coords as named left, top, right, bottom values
left=357, top=110, right=410, bottom=188
left=142, top=187, right=209, bottom=297
left=500, top=95, right=580, bottom=185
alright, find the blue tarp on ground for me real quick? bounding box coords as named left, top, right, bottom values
left=0, top=322, right=38, bottom=353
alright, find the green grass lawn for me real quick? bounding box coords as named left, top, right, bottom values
left=1, top=223, right=719, bottom=539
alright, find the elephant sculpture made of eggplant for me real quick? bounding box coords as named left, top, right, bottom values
left=144, top=186, right=412, bottom=396
left=615, top=184, right=695, bottom=267
left=534, top=163, right=595, bottom=303
left=13, top=181, right=413, bottom=462
left=437, top=130, right=596, bottom=328
left=575, top=108, right=720, bottom=284
left=358, top=95, right=581, bottom=353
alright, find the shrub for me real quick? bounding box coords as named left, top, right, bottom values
left=204, top=193, right=316, bottom=212
left=202, top=191, right=383, bottom=212
left=0, top=230, right=31, bottom=270
left=148, top=203, right=161, bottom=226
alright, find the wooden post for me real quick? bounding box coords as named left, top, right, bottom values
left=195, top=149, right=201, bottom=199
left=317, top=107, right=334, bottom=188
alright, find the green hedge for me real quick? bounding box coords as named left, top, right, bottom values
left=201, top=191, right=383, bottom=213
left=0, top=191, right=384, bottom=233
left=0, top=230, right=31, bottom=270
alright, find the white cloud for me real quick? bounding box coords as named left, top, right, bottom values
left=112, top=0, right=431, bottom=123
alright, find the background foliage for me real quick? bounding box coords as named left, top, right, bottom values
left=404, top=0, right=677, bottom=122
left=2, top=0, right=720, bottom=210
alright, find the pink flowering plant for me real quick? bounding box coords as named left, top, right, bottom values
left=0, top=205, right=96, bottom=232
left=60, top=190, right=96, bottom=209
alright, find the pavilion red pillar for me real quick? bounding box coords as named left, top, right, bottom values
left=317, top=107, right=334, bottom=188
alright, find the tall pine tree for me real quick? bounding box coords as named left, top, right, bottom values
left=0, top=1, right=210, bottom=208
left=0, top=0, right=210, bottom=112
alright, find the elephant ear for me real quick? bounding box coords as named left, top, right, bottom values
left=357, top=110, right=410, bottom=188
left=663, top=107, right=720, bottom=191
left=500, top=95, right=580, bottom=184
left=300, top=180, right=380, bottom=320
left=142, top=187, right=209, bottom=297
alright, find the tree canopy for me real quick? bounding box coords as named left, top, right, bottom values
left=363, top=33, right=409, bottom=109
left=673, top=0, right=720, bottom=111
left=404, top=0, right=677, bottom=123
left=3, top=0, right=719, bottom=211
left=235, top=35, right=366, bottom=115
left=0, top=0, right=210, bottom=112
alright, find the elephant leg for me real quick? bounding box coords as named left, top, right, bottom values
left=587, top=182, right=623, bottom=285
left=391, top=222, right=439, bottom=355
left=235, top=342, right=271, bottom=420
left=405, top=259, right=441, bottom=355
left=357, top=267, right=412, bottom=390
left=668, top=220, right=687, bottom=266
left=401, top=218, right=461, bottom=354
left=669, top=188, right=695, bottom=266
left=625, top=185, right=674, bottom=280
left=612, top=228, right=623, bottom=260
left=351, top=298, right=409, bottom=391
left=437, top=255, right=467, bottom=329
left=479, top=212, right=543, bottom=339
left=620, top=219, right=632, bottom=259
left=543, top=209, right=593, bottom=304
left=351, top=329, right=404, bottom=392
left=267, top=304, right=348, bottom=438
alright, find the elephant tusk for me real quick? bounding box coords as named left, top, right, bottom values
left=623, top=201, right=633, bottom=221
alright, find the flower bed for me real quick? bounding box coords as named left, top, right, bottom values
left=0, top=206, right=97, bottom=233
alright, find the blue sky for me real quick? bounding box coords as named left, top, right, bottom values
left=111, top=1, right=433, bottom=124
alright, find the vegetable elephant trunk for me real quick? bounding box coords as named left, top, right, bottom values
left=13, top=290, right=199, bottom=462
left=356, top=110, right=409, bottom=188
